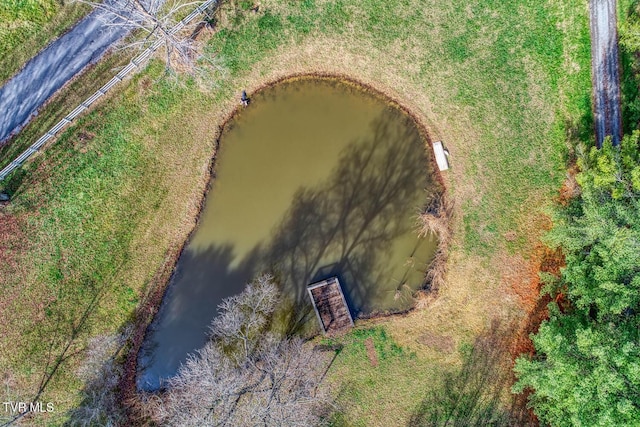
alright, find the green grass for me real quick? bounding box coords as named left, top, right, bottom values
left=0, top=52, right=131, bottom=172
left=0, top=0, right=593, bottom=424
left=0, top=63, right=214, bottom=425
left=323, top=325, right=517, bottom=426
left=0, top=0, right=57, bottom=51
left=0, top=0, right=89, bottom=83
left=321, top=327, right=430, bottom=427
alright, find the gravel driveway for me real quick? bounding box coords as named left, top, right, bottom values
left=590, top=0, right=622, bottom=147
left=0, top=10, right=128, bottom=144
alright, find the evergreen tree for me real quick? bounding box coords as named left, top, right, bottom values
left=514, top=136, right=640, bottom=426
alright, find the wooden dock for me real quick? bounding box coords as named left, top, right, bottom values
left=307, top=276, right=354, bottom=334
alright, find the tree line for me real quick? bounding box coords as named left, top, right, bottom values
left=512, top=3, right=640, bottom=423
left=513, top=135, right=640, bottom=425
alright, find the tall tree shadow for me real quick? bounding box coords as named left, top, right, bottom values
left=136, top=110, right=440, bottom=385
left=408, top=322, right=536, bottom=427
left=263, top=112, right=438, bottom=327
left=1, top=275, right=108, bottom=426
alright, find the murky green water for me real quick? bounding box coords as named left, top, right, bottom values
left=137, top=77, right=440, bottom=390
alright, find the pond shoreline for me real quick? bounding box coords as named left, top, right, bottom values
left=119, top=72, right=449, bottom=422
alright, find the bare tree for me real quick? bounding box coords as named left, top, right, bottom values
left=66, top=332, right=128, bottom=427
left=154, top=274, right=333, bottom=426
left=76, top=0, right=217, bottom=74
left=157, top=338, right=331, bottom=426
left=209, top=274, right=280, bottom=364
left=236, top=338, right=332, bottom=427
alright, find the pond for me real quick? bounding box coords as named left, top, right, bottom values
left=137, top=77, right=440, bottom=391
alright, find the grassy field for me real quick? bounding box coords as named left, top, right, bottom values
left=0, top=0, right=593, bottom=425
left=323, top=323, right=521, bottom=426
left=0, top=51, right=132, bottom=171
left=323, top=327, right=436, bottom=426
left=0, top=0, right=89, bottom=83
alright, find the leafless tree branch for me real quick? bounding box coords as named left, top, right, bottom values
left=152, top=274, right=333, bottom=426
left=75, top=0, right=221, bottom=77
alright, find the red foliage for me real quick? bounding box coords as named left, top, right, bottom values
left=506, top=236, right=565, bottom=425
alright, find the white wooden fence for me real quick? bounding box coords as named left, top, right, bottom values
left=0, top=0, right=217, bottom=181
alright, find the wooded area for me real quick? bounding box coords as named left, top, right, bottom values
left=513, top=5, right=640, bottom=424
left=514, top=135, right=640, bottom=425
left=149, top=275, right=332, bottom=426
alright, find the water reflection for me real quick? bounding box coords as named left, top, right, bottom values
left=137, top=244, right=261, bottom=390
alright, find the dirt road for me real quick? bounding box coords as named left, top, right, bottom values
left=590, top=0, right=622, bottom=147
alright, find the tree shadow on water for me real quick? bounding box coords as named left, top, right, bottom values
left=137, top=243, right=260, bottom=390
left=264, top=112, right=436, bottom=324
left=138, top=111, right=439, bottom=385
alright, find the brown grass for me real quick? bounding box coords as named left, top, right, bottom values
left=364, top=337, right=379, bottom=367
left=559, top=163, right=581, bottom=205
left=415, top=331, right=455, bottom=353
left=0, top=210, right=27, bottom=360
left=0, top=209, right=23, bottom=271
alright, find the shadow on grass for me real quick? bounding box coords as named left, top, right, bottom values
left=407, top=322, right=536, bottom=427
left=0, top=163, right=33, bottom=202
left=564, top=92, right=594, bottom=157
left=0, top=278, right=109, bottom=426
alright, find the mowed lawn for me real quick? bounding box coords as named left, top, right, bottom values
left=0, top=0, right=592, bottom=425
